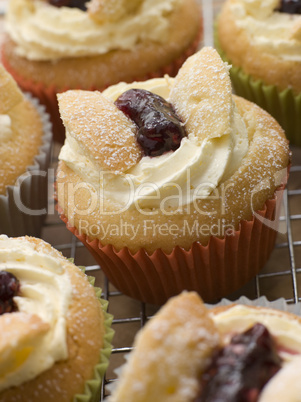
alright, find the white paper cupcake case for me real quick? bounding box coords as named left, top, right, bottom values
left=0, top=93, right=52, bottom=237
left=206, top=296, right=301, bottom=315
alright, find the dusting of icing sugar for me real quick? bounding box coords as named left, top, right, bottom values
left=170, top=49, right=233, bottom=143
left=107, top=293, right=220, bottom=402
left=58, top=90, right=142, bottom=174
left=0, top=98, right=43, bottom=196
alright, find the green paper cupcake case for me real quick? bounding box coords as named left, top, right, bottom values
left=215, top=38, right=301, bottom=146
left=74, top=266, right=114, bottom=402
left=229, top=65, right=301, bottom=146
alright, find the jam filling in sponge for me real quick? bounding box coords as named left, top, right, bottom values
left=108, top=292, right=301, bottom=402
left=57, top=46, right=290, bottom=254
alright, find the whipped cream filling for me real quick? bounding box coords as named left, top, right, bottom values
left=0, top=115, right=12, bottom=142
left=258, top=355, right=301, bottom=401
left=212, top=304, right=301, bottom=401
left=230, top=0, right=301, bottom=61
left=212, top=305, right=301, bottom=363
left=0, top=236, right=72, bottom=391
left=59, top=77, right=249, bottom=210
left=6, top=0, right=181, bottom=61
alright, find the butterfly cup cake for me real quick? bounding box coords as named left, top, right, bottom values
left=56, top=47, right=290, bottom=305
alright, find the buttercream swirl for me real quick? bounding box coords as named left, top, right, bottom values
left=0, top=235, right=72, bottom=391
left=6, top=0, right=182, bottom=61
left=212, top=305, right=301, bottom=363
left=59, top=73, right=249, bottom=210
left=229, top=0, right=301, bottom=61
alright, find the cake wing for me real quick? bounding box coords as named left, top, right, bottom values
left=57, top=90, right=142, bottom=173
left=0, top=313, right=49, bottom=374
left=169, top=47, right=233, bottom=144
left=109, top=292, right=220, bottom=402
left=0, top=65, right=23, bottom=114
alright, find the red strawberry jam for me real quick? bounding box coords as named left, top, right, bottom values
left=0, top=271, right=20, bottom=315
left=196, top=323, right=282, bottom=402
left=115, top=88, right=187, bottom=157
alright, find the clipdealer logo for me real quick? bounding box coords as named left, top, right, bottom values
left=77, top=218, right=237, bottom=241
left=11, top=167, right=288, bottom=237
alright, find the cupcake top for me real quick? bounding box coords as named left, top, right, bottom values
left=0, top=65, right=43, bottom=195
left=0, top=235, right=73, bottom=392
left=56, top=46, right=289, bottom=252
left=58, top=47, right=249, bottom=210
left=6, top=0, right=188, bottom=61
left=108, top=292, right=301, bottom=402
left=221, top=0, right=301, bottom=62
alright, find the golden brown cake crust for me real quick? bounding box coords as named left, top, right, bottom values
left=0, top=65, right=43, bottom=196
left=217, top=1, right=301, bottom=94
left=0, top=65, right=23, bottom=114
left=0, top=97, right=43, bottom=196
left=56, top=95, right=289, bottom=254
left=1, top=0, right=201, bottom=91
left=0, top=237, right=105, bottom=402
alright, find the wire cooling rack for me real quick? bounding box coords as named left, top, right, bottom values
left=43, top=144, right=301, bottom=400
left=2, top=0, right=300, bottom=398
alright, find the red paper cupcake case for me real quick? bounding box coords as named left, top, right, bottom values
left=57, top=191, right=283, bottom=306
left=1, top=29, right=202, bottom=144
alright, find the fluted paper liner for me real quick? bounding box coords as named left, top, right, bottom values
left=215, top=33, right=301, bottom=146
left=206, top=296, right=301, bottom=316
left=0, top=94, right=52, bottom=237
left=57, top=183, right=286, bottom=306
left=229, top=66, right=301, bottom=146
left=2, top=30, right=202, bottom=143
left=68, top=264, right=114, bottom=402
